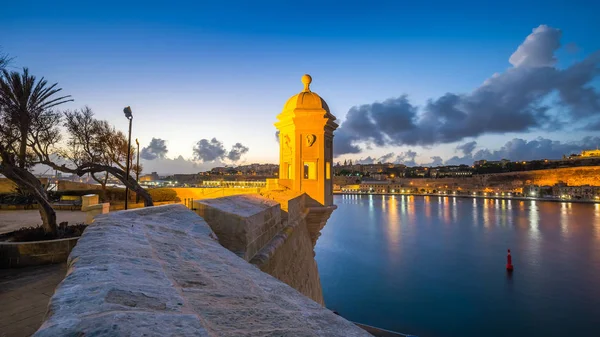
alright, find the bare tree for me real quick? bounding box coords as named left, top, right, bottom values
left=0, top=68, right=72, bottom=234
left=35, top=107, right=153, bottom=206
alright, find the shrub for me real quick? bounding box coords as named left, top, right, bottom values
left=0, top=222, right=87, bottom=242
left=50, top=189, right=105, bottom=202
left=0, top=192, right=34, bottom=205
left=148, top=188, right=180, bottom=202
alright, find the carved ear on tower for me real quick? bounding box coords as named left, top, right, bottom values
left=306, top=134, right=316, bottom=147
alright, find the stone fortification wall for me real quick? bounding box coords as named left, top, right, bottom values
left=364, top=166, right=600, bottom=191
left=171, top=187, right=261, bottom=202
left=57, top=180, right=102, bottom=191
left=194, top=193, right=325, bottom=305
left=34, top=205, right=369, bottom=336
left=255, top=193, right=325, bottom=305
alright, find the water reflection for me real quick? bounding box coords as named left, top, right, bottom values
left=596, top=204, right=600, bottom=237
left=560, top=202, right=570, bottom=236
left=473, top=198, right=478, bottom=225
left=483, top=198, right=490, bottom=228
left=452, top=197, right=458, bottom=223
left=424, top=196, right=431, bottom=219
left=319, top=195, right=600, bottom=337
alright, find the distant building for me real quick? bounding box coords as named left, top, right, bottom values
left=139, top=172, right=160, bottom=182
left=581, top=149, right=600, bottom=158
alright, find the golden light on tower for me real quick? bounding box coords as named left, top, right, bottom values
left=274, top=74, right=339, bottom=206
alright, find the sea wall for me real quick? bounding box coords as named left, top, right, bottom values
left=194, top=193, right=325, bottom=305
left=347, top=166, right=600, bottom=192
left=34, top=205, right=369, bottom=336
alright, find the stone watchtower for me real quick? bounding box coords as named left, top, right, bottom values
left=275, top=74, right=338, bottom=206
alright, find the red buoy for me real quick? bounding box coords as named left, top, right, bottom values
left=506, top=249, right=514, bottom=271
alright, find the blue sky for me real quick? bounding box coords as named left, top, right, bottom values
left=3, top=0, right=600, bottom=173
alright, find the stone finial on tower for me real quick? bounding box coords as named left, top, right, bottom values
left=302, top=74, right=312, bottom=92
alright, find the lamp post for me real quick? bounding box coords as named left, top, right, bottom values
left=123, top=106, right=133, bottom=210
left=135, top=138, right=140, bottom=204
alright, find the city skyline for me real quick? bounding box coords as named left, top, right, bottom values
left=4, top=1, right=600, bottom=174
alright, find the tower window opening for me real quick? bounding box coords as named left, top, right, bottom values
left=303, top=161, right=317, bottom=179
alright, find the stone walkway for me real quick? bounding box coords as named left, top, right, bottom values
left=0, top=263, right=66, bottom=337
left=0, top=210, right=86, bottom=234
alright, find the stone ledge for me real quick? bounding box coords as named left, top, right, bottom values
left=0, top=237, right=80, bottom=269
left=34, top=204, right=370, bottom=336
left=194, top=194, right=283, bottom=261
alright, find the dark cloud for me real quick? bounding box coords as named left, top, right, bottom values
left=193, top=138, right=227, bottom=162
left=334, top=25, right=600, bottom=156
left=227, top=143, right=249, bottom=162
left=193, top=138, right=250, bottom=163
left=140, top=138, right=168, bottom=160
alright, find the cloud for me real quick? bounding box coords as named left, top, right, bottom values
left=140, top=155, right=202, bottom=175
left=140, top=138, right=168, bottom=160
left=193, top=138, right=250, bottom=163
left=395, top=150, right=418, bottom=166
left=456, top=141, right=477, bottom=156
left=227, top=143, right=249, bottom=162
left=193, top=138, right=227, bottom=162
left=334, top=25, right=600, bottom=156
left=354, top=152, right=396, bottom=164
left=508, top=25, right=561, bottom=68
left=445, top=136, right=600, bottom=165
left=428, top=156, right=444, bottom=166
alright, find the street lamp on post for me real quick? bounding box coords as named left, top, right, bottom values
left=123, top=107, right=133, bottom=210
left=135, top=138, right=140, bottom=204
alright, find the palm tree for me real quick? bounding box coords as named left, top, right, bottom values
left=0, top=49, right=10, bottom=72
left=0, top=68, right=73, bottom=235
left=0, top=68, right=73, bottom=167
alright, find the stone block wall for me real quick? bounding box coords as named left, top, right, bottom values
left=170, top=187, right=261, bottom=203
left=34, top=205, right=370, bottom=336
left=256, top=206, right=325, bottom=305
left=57, top=180, right=102, bottom=191
left=193, top=195, right=283, bottom=261
left=195, top=193, right=329, bottom=305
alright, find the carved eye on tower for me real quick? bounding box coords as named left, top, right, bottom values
left=306, top=134, right=316, bottom=147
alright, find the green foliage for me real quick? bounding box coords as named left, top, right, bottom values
left=50, top=188, right=124, bottom=202
left=148, top=188, right=180, bottom=202
left=0, top=192, right=34, bottom=205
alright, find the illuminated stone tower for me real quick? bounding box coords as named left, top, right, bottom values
left=275, top=74, right=338, bottom=206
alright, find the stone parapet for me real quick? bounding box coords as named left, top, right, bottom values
left=195, top=193, right=329, bottom=305
left=194, top=195, right=282, bottom=261
left=33, top=204, right=369, bottom=336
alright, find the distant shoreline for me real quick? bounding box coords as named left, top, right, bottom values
left=333, top=192, right=600, bottom=204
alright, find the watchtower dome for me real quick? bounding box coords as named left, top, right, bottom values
left=275, top=74, right=338, bottom=206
